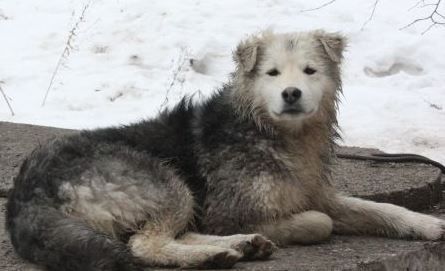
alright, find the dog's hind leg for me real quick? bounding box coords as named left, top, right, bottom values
left=327, top=195, right=445, bottom=240
left=256, top=211, right=333, bottom=246
left=127, top=173, right=241, bottom=268
left=53, top=148, right=241, bottom=269
left=178, top=233, right=276, bottom=260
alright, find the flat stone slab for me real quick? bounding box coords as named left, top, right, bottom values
left=1, top=121, right=444, bottom=271
left=332, top=146, right=443, bottom=211
left=0, top=122, right=75, bottom=197
left=0, top=121, right=442, bottom=209
left=1, top=197, right=444, bottom=271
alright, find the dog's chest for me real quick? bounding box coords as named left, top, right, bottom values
left=201, top=137, right=325, bottom=225
left=254, top=144, right=324, bottom=214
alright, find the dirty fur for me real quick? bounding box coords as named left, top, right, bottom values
left=7, top=30, right=445, bottom=271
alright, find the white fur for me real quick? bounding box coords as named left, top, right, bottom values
left=258, top=210, right=333, bottom=246
left=179, top=232, right=277, bottom=259
left=333, top=196, right=445, bottom=240
left=129, top=233, right=241, bottom=268
left=252, top=32, right=334, bottom=123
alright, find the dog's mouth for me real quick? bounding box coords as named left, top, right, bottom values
left=281, top=108, right=304, bottom=115
left=274, top=105, right=312, bottom=116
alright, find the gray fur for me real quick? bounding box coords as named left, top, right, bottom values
left=6, top=30, right=445, bottom=271
left=316, top=30, right=346, bottom=63
left=233, top=37, right=260, bottom=73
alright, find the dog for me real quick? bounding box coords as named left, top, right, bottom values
left=7, top=30, right=445, bottom=271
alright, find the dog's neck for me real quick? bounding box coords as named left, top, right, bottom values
left=226, top=81, right=339, bottom=187
left=278, top=96, right=338, bottom=159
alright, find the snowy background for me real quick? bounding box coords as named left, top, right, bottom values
left=0, top=0, right=444, bottom=163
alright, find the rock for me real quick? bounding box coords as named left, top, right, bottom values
left=0, top=122, right=76, bottom=197
left=1, top=197, right=444, bottom=271
left=0, top=121, right=444, bottom=271
left=332, top=146, right=442, bottom=211
left=1, top=122, right=442, bottom=209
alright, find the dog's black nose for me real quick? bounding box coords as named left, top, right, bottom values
left=281, top=87, right=302, bottom=104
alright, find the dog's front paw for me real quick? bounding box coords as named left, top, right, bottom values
left=439, top=220, right=445, bottom=241
left=234, top=234, right=277, bottom=260
left=418, top=216, right=445, bottom=241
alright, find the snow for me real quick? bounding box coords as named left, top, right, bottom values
left=0, top=0, right=444, bottom=164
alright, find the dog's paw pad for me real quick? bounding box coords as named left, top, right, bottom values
left=239, top=234, right=277, bottom=260
left=200, top=250, right=241, bottom=269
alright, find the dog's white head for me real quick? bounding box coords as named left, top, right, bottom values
left=233, top=30, right=346, bottom=126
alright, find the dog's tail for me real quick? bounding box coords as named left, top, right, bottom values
left=6, top=191, right=142, bottom=271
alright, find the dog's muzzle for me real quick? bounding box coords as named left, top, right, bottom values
left=281, top=87, right=302, bottom=105
left=278, top=87, right=305, bottom=115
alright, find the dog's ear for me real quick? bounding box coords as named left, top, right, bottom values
left=234, top=37, right=260, bottom=73
left=316, top=31, right=347, bottom=63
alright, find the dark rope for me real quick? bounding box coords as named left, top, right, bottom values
left=336, top=153, right=445, bottom=174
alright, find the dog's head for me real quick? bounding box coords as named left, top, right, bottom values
left=233, top=30, right=346, bottom=125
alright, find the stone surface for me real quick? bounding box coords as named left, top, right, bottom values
left=1, top=197, right=444, bottom=271
left=332, top=146, right=443, bottom=211
left=1, top=121, right=445, bottom=271
left=0, top=122, right=76, bottom=197
left=1, top=121, right=442, bottom=209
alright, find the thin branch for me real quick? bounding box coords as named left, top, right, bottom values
left=301, top=0, right=380, bottom=30
left=437, top=10, right=445, bottom=18
left=0, top=84, right=15, bottom=116
left=361, top=0, right=380, bottom=30
left=41, top=2, right=91, bottom=106
left=401, top=0, right=445, bottom=34
left=300, top=0, right=338, bottom=12
left=159, top=47, right=189, bottom=110
left=408, top=0, right=426, bottom=11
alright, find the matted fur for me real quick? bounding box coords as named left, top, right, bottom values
left=6, top=30, right=445, bottom=271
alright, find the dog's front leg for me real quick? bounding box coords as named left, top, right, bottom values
left=328, top=195, right=445, bottom=240
left=256, top=211, right=333, bottom=246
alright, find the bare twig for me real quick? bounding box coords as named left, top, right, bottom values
left=0, top=84, right=15, bottom=116
left=41, top=2, right=91, bottom=106
left=160, top=47, right=189, bottom=110
left=409, top=0, right=426, bottom=11
left=361, top=0, right=380, bottom=30
left=401, top=0, right=445, bottom=34
left=300, top=0, right=337, bottom=12
left=301, top=0, right=380, bottom=30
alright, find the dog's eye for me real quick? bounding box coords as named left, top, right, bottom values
left=266, top=68, right=280, bottom=76
left=303, top=67, right=317, bottom=75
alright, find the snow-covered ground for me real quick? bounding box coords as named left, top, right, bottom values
left=1, top=0, right=444, bottom=163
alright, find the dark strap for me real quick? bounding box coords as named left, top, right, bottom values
left=336, top=152, right=445, bottom=174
